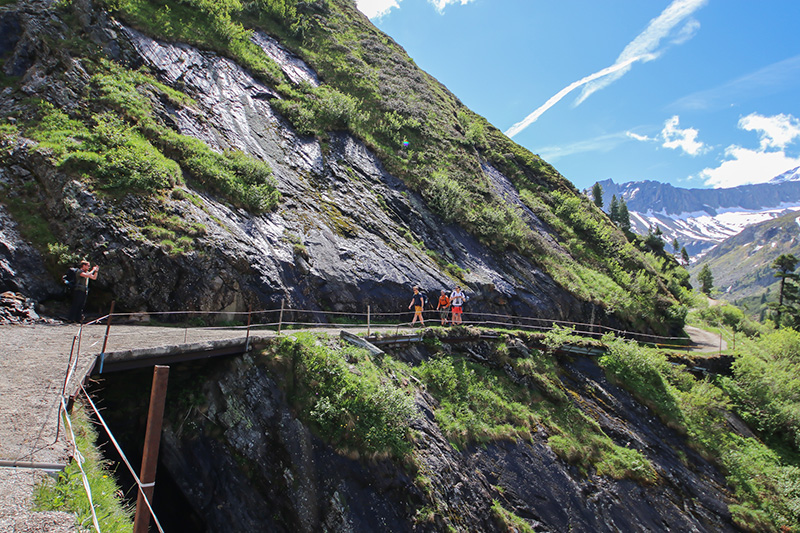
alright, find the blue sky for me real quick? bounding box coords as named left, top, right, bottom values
left=355, top=0, right=800, bottom=191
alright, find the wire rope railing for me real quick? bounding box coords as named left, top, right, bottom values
left=71, top=302, right=691, bottom=353
left=54, top=299, right=693, bottom=530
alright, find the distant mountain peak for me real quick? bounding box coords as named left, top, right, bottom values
left=768, top=165, right=800, bottom=184
left=588, top=167, right=800, bottom=257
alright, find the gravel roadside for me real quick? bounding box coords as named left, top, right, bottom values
left=0, top=322, right=253, bottom=531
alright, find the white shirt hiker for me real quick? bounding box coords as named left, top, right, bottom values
left=450, top=290, right=465, bottom=307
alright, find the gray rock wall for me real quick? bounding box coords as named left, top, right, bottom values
left=92, top=336, right=737, bottom=532
left=0, top=0, right=611, bottom=328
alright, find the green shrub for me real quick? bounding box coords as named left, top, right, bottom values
left=599, top=334, right=800, bottom=529
left=158, top=130, right=280, bottom=212
left=414, top=355, right=538, bottom=448
left=421, top=169, right=470, bottom=223
left=278, top=333, right=417, bottom=458
left=720, top=329, right=800, bottom=451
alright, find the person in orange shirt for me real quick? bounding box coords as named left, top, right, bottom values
left=436, top=289, right=450, bottom=326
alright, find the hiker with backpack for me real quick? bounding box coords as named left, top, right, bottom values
left=66, top=259, right=99, bottom=323
left=408, top=285, right=426, bottom=327
left=436, top=289, right=450, bottom=326
left=450, top=285, right=466, bottom=325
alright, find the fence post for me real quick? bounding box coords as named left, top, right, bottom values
left=278, top=298, right=285, bottom=336
left=100, top=301, right=115, bottom=355
left=133, top=365, right=170, bottom=533
left=245, top=305, right=252, bottom=352
left=367, top=305, right=371, bottom=337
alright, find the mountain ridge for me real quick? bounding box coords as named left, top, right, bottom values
left=594, top=168, right=800, bottom=257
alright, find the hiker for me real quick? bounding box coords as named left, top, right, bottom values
left=68, top=259, right=99, bottom=323
left=450, top=285, right=466, bottom=325
left=436, top=289, right=450, bottom=325
left=408, top=285, right=425, bottom=326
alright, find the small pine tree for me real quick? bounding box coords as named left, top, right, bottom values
left=698, top=264, right=713, bottom=296
left=672, top=238, right=679, bottom=253
left=609, top=194, right=620, bottom=223
left=769, top=254, right=800, bottom=327
left=680, top=246, right=689, bottom=266
left=617, top=198, right=631, bottom=232
left=591, top=182, right=603, bottom=209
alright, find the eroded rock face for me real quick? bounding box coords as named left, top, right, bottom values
left=0, top=0, right=616, bottom=328
left=93, top=338, right=737, bottom=533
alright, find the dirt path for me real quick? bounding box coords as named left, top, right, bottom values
left=0, top=322, right=277, bottom=531
left=685, top=325, right=727, bottom=353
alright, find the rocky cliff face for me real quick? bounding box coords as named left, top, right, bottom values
left=0, top=0, right=606, bottom=327
left=93, top=334, right=738, bottom=532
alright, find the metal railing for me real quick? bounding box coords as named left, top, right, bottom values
left=54, top=300, right=691, bottom=531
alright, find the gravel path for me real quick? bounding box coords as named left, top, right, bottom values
left=685, top=325, right=728, bottom=352
left=0, top=321, right=397, bottom=531
left=0, top=322, right=259, bottom=532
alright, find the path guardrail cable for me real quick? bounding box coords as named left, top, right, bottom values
left=79, top=384, right=165, bottom=533
left=80, top=305, right=688, bottom=346
left=59, top=396, right=101, bottom=533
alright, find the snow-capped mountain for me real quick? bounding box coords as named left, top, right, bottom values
left=593, top=166, right=800, bottom=258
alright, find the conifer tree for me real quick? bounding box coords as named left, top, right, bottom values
left=680, top=247, right=689, bottom=266
left=617, top=198, right=631, bottom=232
left=609, top=194, right=620, bottom=224
left=698, top=264, right=713, bottom=296
left=591, top=182, right=603, bottom=208
left=769, top=254, right=800, bottom=327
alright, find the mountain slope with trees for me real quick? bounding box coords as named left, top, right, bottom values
left=689, top=210, right=800, bottom=319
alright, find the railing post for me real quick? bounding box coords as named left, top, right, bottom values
left=100, top=301, right=115, bottom=355
left=54, top=335, right=79, bottom=445
left=278, top=298, right=285, bottom=336
left=367, top=305, right=371, bottom=337
left=245, top=305, right=252, bottom=352
left=133, top=365, right=170, bottom=533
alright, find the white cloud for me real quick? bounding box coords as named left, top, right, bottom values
left=356, top=0, right=475, bottom=18
left=670, top=18, right=700, bottom=46
left=627, top=132, right=654, bottom=142
left=429, top=0, right=476, bottom=13
left=661, top=115, right=705, bottom=155
left=575, top=0, right=707, bottom=105
left=356, top=0, right=401, bottom=19
left=739, top=113, right=800, bottom=149
left=700, top=113, right=800, bottom=188
left=700, top=147, right=800, bottom=188
left=627, top=115, right=705, bottom=155
left=537, top=132, right=632, bottom=161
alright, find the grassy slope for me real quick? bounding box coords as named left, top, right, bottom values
left=222, top=326, right=800, bottom=531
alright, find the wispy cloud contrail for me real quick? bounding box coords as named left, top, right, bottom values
left=505, top=0, right=707, bottom=139
left=576, top=0, right=707, bottom=105
left=505, top=56, right=644, bottom=138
